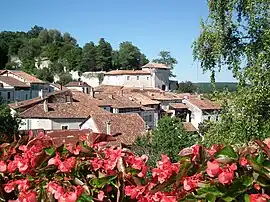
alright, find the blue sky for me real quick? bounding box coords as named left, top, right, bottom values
left=0, top=0, right=235, bottom=82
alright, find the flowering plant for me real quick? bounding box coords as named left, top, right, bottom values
left=0, top=131, right=269, bottom=202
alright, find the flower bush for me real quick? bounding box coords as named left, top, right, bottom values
left=0, top=131, right=269, bottom=202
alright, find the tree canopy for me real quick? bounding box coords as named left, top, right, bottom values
left=193, top=0, right=270, bottom=145
left=0, top=26, right=152, bottom=81
left=153, top=51, right=177, bottom=77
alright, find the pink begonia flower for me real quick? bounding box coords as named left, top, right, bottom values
left=66, top=144, right=82, bottom=155
left=4, top=179, right=29, bottom=193
left=16, top=191, right=37, bottom=202
left=0, top=161, right=7, bottom=172
left=58, top=191, right=78, bottom=202
left=151, top=192, right=178, bottom=202
left=249, top=194, right=270, bottom=202
left=218, top=171, right=234, bottom=184
left=191, top=145, right=201, bottom=161
left=98, top=190, right=105, bottom=201
left=47, top=182, right=64, bottom=200
left=58, top=157, right=76, bottom=173
left=48, top=152, right=61, bottom=166
left=206, top=161, right=222, bottom=177
left=125, top=185, right=146, bottom=200
left=127, top=154, right=148, bottom=177
left=240, top=157, right=248, bottom=167
left=183, top=174, right=202, bottom=191
left=152, top=155, right=179, bottom=184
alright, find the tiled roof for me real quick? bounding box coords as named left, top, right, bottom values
left=9, top=90, right=72, bottom=110
left=183, top=122, right=197, bottom=132
left=187, top=98, right=221, bottom=110
left=50, top=83, right=68, bottom=91
left=170, top=103, right=187, bottom=109
left=142, top=63, right=170, bottom=69
left=141, top=106, right=155, bottom=111
left=0, top=70, right=7, bottom=74
left=125, top=93, right=160, bottom=105
left=19, top=102, right=108, bottom=119
left=91, top=113, right=146, bottom=145
left=105, top=70, right=151, bottom=75
left=10, top=71, right=45, bottom=83
left=46, top=130, right=116, bottom=147
left=0, top=76, right=30, bottom=88
left=65, top=82, right=91, bottom=87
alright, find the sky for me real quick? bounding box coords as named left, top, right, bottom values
left=0, top=0, right=236, bottom=82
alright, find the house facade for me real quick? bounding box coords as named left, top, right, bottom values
left=102, top=63, right=171, bottom=91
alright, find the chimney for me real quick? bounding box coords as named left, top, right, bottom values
left=106, top=121, right=111, bottom=135
left=15, top=100, right=18, bottom=106
left=43, top=100, right=48, bottom=112
left=39, top=89, right=44, bottom=99
left=90, top=87, right=95, bottom=98
left=109, top=94, right=114, bottom=99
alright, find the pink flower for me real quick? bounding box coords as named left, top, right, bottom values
left=0, top=161, right=7, bottom=172
left=152, top=155, right=179, bottom=184
left=206, top=161, right=222, bottom=177
left=218, top=171, right=234, bottom=184
left=151, top=192, right=177, bottom=202
left=17, top=191, right=37, bottom=202
left=90, top=157, right=103, bottom=171
left=48, top=153, right=61, bottom=166
left=125, top=185, right=145, bottom=200
left=18, top=145, right=28, bottom=152
left=66, top=144, right=82, bottom=155
left=47, top=182, right=64, bottom=200
left=17, top=158, right=29, bottom=172
left=183, top=174, right=202, bottom=191
left=58, top=191, right=78, bottom=202
left=4, top=180, right=29, bottom=193
left=191, top=145, right=201, bottom=161
left=127, top=154, right=148, bottom=177
left=4, top=181, right=16, bottom=193
left=98, top=190, right=104, bottom=201
left=240, top=157, right=248, bottom=167
left=7, top=161, right=17, bottom=173
left=58, top=157, right=76, bottom=173
left=249, top=194, right=270, bottom=202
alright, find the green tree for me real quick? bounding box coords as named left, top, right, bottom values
left=41, top=44, right=59, bottom=62
left=0, top=103, right=19, bottom=142
left=57, top=72, right=72, bottom=86
left=117, top=41, right=147, bottom=70
left=80, top=42, right=96, bottom=72
left=64, top=47, right=82, bottom=71
left=153, top=51, right=177, bottom=77
left=35, top=68, right=54, bottom=83
left=193, top=0, right=270, bottom=145
left=27, top=25, right=44, bottom=38
left=62, top=32, right=77, bottom=45
left=177, top=81, right=198, bottom=93
left=95, top=38, right=112, bottom=71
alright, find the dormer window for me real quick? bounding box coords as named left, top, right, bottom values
left=127, top=76, right=130, bottom=80
left=137, top=76, right=139, bottom=80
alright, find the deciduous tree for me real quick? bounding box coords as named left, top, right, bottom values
left=95, top=38, right=112, bottom=71
left=153, top=51, right=177, bottom=77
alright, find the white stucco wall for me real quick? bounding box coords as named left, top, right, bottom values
left=153, top=69, right=170, bottom=91
left=19, top=118, right=86, bottom=131
left=103, top=74, right=152, bottom=88
left=80, top=117, right=99, bottom=132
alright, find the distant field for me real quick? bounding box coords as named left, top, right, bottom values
left=195, top=82, right=238, bottom=93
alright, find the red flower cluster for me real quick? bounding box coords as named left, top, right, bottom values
left=48, top=152, right=77, bottom=172
left=207, top=160, right=237, bottom=184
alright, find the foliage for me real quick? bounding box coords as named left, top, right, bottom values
left=134, top=116, right=200, bottom=167
left=177, top=81, right=198, bottom=93
left=0, top=26, right=150, bottom=77
left=35, top=68, right=54, bottom=83
left=0, top=131, right=270, bottom=201
left=57, top=72, right=73, bottom=86
left=115, top=41, right=149, bottom=70
left=196, top=82, right=238, bottom=93
left=193, top=0, right=270, bottom=145
left=153, top=51, right=177, bottom=77
left=0, top=104, right=19, bottom=143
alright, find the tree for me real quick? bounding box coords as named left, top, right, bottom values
left=193, top=0, right=270, bottom=145
left=62, top=32, right=77, bottom=45
left=27, top=25, right=44, bottom=38
left=177, top=81, right=197, bottom=93
left=117, top=41, right=147, bottom=70
left=57, top=72, right=72, bottom=86
left=80, top=42, right=96, bottom=72
left=153, top=51, right=177, bottom=77
left=95, top=38, right=112, bottom=71
left=35, top=68, right=54, bottom=83
left=41, top=44, right=59, bottom=62
left=0, top=103, right=19, bottom=142
left=64, top=47, right=82, bottom=71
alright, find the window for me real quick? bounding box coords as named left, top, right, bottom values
left=147, top=77, right=149, bottom=80
left=149, top=114, right=152, bottom=122
left=61, top=125, right=68, bottom=130
left=127, top=76, right=130, bottom=80
left=137, top=76, right=139, bottom=80
left=25, top=94, right=28, bottom=100
left=86, top=88, right=89, bottom=94
left=7, top=92, right=10, bottom=99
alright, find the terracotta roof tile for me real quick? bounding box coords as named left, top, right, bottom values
left=187, top=98, right=221, bottom=110
left=91, top=113, right=146, bottom=145
left=170, top=103, right=187, bottom=109
left=105, top=70, right=151, bottom=75
left=10, top=71, right=45, bottom=83
left=65, top=82, right=91, bottom=87
left=183, top=122, right=197, bottom=132
left=142, top=63, right=170, bottom=69
left=0, top=76, right=30, bottom=88
left=19, top=102, right=108, bottom=119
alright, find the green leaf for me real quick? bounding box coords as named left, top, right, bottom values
left=27, top=175, right=35, bottom=181
left=197, top=185, right=224, bottom=197
left=215, top=146, right=238, bottom=163
left=255, top=153, right=265, bottom=165
left=80, top=193, right=94, bottom=202
left=90, top=175, right=117, bottom=188
left=244, top=194, right=250, bottom=202
left=44, top=147, right=55, bottom=156
left=206, top=194, right=216, bottom=202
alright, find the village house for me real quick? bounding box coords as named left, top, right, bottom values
left=65, top=81, right=92, bottom=94
left=183, top=96, right=221, bottom=129
left=80, top=113, right=147, bottom=145
left=0, top=70, right=51, bottom=102
left=102, top=63, right=172, bottom=91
